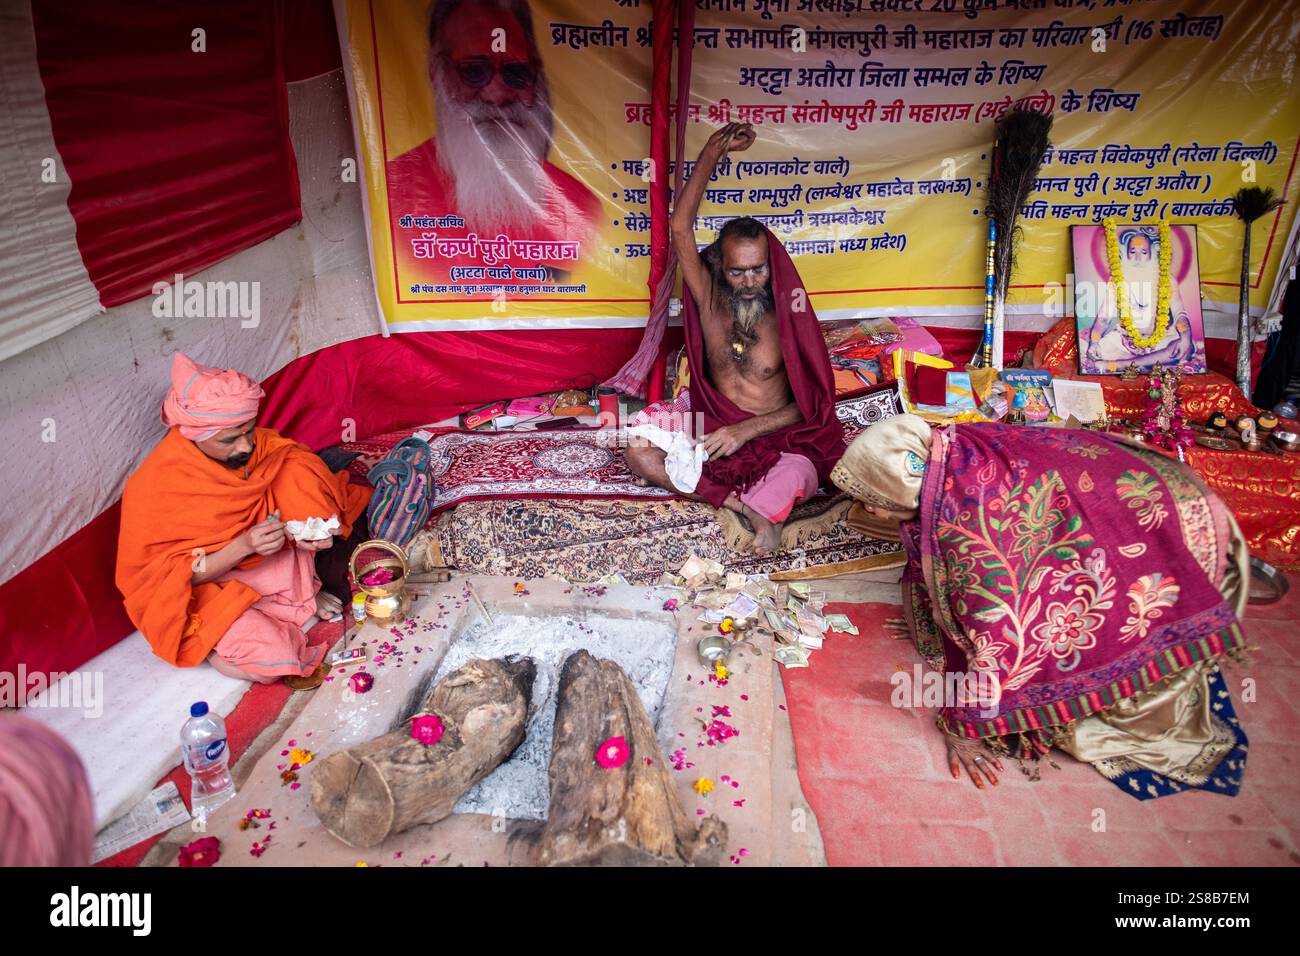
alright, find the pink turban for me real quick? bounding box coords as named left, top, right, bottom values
left=160, top=351, right=265, bottom=441
left=0, top=715, right=95, bottom=866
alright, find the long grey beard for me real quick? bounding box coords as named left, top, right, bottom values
left=432, top=65, right=553, bottom=234
left=727, top=286, right=772, bottom=367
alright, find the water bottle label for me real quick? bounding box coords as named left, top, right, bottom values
left=204, top=739, right=227, bottom=762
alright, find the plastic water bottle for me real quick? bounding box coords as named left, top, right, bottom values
left=181, top=701, right=235, bottom=818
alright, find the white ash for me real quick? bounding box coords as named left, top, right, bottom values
left=432, top=611, right=677, bottom=820
left=332, top=683, right=392, bottom=748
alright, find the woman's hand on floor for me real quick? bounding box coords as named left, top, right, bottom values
left=945, top=733, right=1003, bottom=789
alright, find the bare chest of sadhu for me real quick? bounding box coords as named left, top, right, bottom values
left=700, top=308, right=792, bottom=415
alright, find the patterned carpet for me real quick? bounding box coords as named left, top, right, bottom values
left=433, top=494, right=905, bottom=583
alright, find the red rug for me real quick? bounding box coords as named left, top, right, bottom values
left=95, top=619, right=343, bottom=867
left=781, top=595, right=1300, bottom=867
left=342, top=388, right=903, bottom=514
left=347, top=428, right=676, bottom=512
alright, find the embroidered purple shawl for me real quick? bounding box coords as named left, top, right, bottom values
left=901, top=423, right=1244, bottom=755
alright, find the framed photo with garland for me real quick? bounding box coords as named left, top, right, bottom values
left=1071, top=222, right=1207, bottom=375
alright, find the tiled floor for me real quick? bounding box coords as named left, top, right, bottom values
left=781, top=583, right=1300, bottom=866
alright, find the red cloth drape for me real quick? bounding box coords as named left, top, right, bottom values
left=647, top=0, right=673, bottom=298
left=605, top=0, right=695, bottom=400
left=257, top=328, right=666, bottom=450
left=31, top=0, right=302, bottom=306
left=0, top=504, right=133, bottom=692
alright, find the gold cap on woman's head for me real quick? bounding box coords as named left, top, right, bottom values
left=831, top=414, right=933, bottom=512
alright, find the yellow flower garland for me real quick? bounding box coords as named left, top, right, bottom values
left=1103, top=217, right=1172, bottom=351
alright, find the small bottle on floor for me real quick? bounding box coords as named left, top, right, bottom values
left=181, top=701, right=236, bottom=820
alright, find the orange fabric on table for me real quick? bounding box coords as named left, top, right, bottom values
left=1033, top=317, right=1300, bottom=569
left=117, top=428, right=371, bottom=668
left=1184, top=445, right=1300, bottom=570
left=1032, top=317, right=1255, bottom=420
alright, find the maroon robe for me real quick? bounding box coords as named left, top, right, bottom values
left=684, top=227, right=843, bottom=508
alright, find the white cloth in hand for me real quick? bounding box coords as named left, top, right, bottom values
left=284, top=514, right=340, bottom=542
left=626, top=424, right=708, bottom=493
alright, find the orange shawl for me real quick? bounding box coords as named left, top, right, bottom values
left=116, top=428, right=371, bottom=667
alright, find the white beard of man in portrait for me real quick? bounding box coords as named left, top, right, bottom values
left=1124, top=242, right=1162, bottom=334
left=431, top=58, right=554, bottom=235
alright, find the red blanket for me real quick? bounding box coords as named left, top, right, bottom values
left=683, top=227, right=843, bottom=507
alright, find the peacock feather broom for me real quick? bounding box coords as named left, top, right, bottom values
left=973, top=107, right=1053, bottom=368
left=1230, top=186, right=1285, bottom=397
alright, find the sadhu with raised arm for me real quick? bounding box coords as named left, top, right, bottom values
left=626, top=122, right=844, bottom=555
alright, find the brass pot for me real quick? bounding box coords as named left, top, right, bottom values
left=349, top=539, right=412, bottom=624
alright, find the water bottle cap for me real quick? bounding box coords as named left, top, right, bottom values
left=190, top=701, right=209, bottom=718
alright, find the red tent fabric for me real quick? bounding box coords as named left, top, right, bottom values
left=32, top=0, right=302, bottom=306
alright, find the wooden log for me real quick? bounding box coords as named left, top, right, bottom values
left=311, top=656, right=535, bottom=848
left=539, top=650, right=727, bottom=866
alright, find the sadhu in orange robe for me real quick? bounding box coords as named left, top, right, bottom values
left=116, top=427, right=370, bottom=676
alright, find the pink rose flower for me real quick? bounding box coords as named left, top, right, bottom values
left=595, top=736, right=630, bottom=769
left=349, top=671, right=374, bottom=694
left=178, top=836, right=220, bottom=868
left=361, top=567, right=395, bottom=586
left=410, top=714, right=445, bottom=746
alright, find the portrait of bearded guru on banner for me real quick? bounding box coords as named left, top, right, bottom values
left=1071, top=223, right=1208, bottom=375
left=384, top=0, right=603, bottom=288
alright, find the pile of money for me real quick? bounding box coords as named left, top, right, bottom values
left=668, top=554, right=860, bottom=670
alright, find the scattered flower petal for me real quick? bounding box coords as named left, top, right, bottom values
left=349, top=671, right=375, bottom=694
